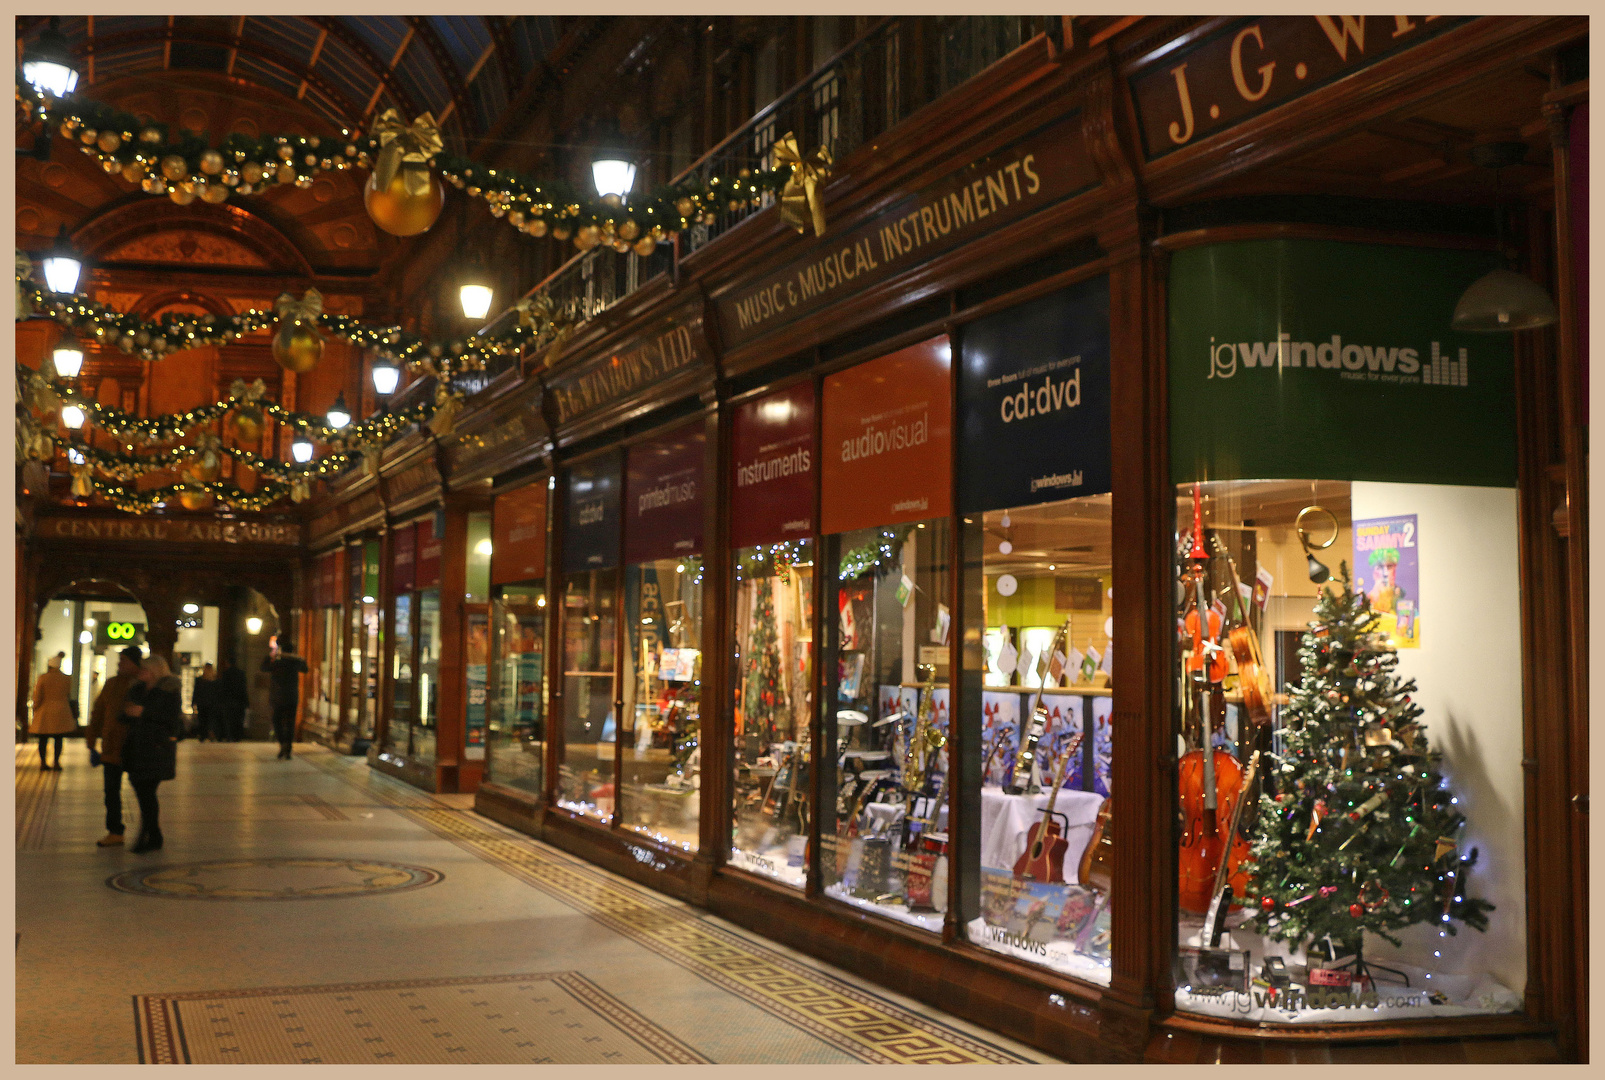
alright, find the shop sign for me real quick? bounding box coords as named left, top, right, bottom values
left=391, top=522, right=417, bottom=594
left=447, top=392, right=544, bottom=476
left=958, top=276, right=1111, bottom=512
left=362, top=540, right=380, bottom=600
left=35, top=514, right=300, bottom=546
left=348, top=541, right=365, bottom=602
left=625, top=421, right=705, bottom=564
left=95, top=620, right=145, bottom=649
left=731, top=382, right=815, bottom=548
left=821, top=336, right=952, bottom=534
left=492, top=480, right=549, bottom=585
left=1169, top=239, right=1515, bottom=486
left=716, top=112, right=1097, bottom=351
left=547, top=299, right=711, bottom=427
left=314, top=548, right=344, bottom=608
left=1131, top=16, right=1469, bottom=160
left=415, top=513, right=444, bottom=590
left=383, top=458, right=441, bottom=507
left=563, top=452, right=623, bottom=573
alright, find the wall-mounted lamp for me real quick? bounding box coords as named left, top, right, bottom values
left=245, top=616, right=264, bottom=635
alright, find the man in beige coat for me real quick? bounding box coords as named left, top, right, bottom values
left=28, top=652, right=75, bottom=771
left=86, top=646, right=143, bottom=846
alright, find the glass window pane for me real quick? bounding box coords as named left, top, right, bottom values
left=413, top=588, right=441, bottom=765
left=820, top=519, right=950, bottom=934
left=963, top=495, right=1114, bottom=985
left=619, top=557, right=704, bottom=852
left=386, top=593, right=413, bottom=755
left=487, top=585, right=546, bottom=797
left=557, top=569, right=617, bottom=822
left=730, top=541, right=815, bottom=888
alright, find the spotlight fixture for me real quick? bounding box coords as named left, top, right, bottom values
left=182, top=603, right=199, bottom=614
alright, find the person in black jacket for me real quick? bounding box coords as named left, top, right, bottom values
left=262, top=637, right=308, bottom=760
left=191, top=662, right=220, bottom=741
left=217, top=659, right=248, bottom=742
left=121, top=654, right=183, bottom=853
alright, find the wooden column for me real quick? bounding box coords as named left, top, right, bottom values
left=374, top=523, right=395, bottom=756
left=436, top=498, right=471, bottom=792
left=695, top=398, right=729, bottom=883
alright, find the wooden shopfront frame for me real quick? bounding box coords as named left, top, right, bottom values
left=434, top=16, right=1583, bottom=1063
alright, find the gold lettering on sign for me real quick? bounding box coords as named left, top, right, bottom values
left=1230, top=25, right=1274, bottom=102
left=551, top=315, right=702, bottom=425
left=1313, top=15, right=1367, bottom=60
left=1168, top=64, right=1196, bottom=145
left=42, top=516, right=297, bottom=545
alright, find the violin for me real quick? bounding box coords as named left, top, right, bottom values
left=1176, top=483, right=1248, bottom=915
left=1212, top=535, right=1273, bottom=729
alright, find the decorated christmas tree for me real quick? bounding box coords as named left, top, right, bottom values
left=741, top=575, right=789, bottom=753
left=1245, top=564, right=1492, bottom=973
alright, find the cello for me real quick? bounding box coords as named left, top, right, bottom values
left=1176, top=484, right=1249, bottom=915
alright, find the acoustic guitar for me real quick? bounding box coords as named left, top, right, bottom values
left=1078, top=797, right=1112, bottom=893
left=1013, top=733, right=1084, bottom=884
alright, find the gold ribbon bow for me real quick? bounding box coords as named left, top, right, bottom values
left=70, top=461, right=94, bottom=497
left=290, top=478, right=312, bottom=503
left=274, top=288, right=324, bottom=325
left=229, top=377, right=269, bottom=403
left=513, top=294, right=554, bottom=330
left=370, top=109, right=444, bottom=196
left=773, top=132, right=832, bottom=237
left=427, top=383, right=464, bottom=438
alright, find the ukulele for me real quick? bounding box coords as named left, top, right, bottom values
left=1005, top=617, right=1073, bottom=795
left=1176, top=483, right=1246, bottom=915
left=1078, top=797, right=1112, bottom=893
left=1013, top=733, right=1085, bottom=884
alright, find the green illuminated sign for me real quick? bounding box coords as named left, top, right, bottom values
left=96, top=621, right=145, bottom=649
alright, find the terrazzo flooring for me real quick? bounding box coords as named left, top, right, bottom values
left=15, top=740, right=1057, bottom=1064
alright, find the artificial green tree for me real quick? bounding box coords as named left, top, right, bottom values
left=1244, top=564, right=1492, bottom=981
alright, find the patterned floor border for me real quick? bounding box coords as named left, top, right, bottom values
left=302, top=749, right=1034, bottom=1065
left=134, top=970, right=713, bottom=1064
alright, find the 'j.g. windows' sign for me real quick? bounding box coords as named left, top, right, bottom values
left=1130, top=16, right=1469, bottom=159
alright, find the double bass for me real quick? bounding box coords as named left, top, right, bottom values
left=1176, top=484, right=1249, bottom=915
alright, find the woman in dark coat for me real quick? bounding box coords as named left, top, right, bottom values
left=120, top=655, right=183, bottom=853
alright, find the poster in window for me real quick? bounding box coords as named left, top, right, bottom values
left=564, top=452, right=623, bottom=573
left=493, top=481, right=549, bottom=585
left=625, top=422, right=705, bottom=564
left=731, top=382, right=815, bottom=548
left=1352, top=514, right=1421, bottom=648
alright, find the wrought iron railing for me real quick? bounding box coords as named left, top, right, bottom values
left=509, top=16, right=1057, bottom=351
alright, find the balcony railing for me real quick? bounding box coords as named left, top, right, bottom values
left=508, top=16, right=1058, bottom=355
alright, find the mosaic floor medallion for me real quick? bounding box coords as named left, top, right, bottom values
left=108, top=858, right=443, bottom=901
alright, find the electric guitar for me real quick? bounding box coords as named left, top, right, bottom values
left=1013, top=733, right=1084, bottom=884
left=1006, top=616, right=1074, bottom=795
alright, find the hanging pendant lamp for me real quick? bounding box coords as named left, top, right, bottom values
left=1452, top=141, right=1558, bottom=333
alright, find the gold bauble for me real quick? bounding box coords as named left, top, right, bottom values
left=550, top=225, right=571, bottom=241
left=168, top=182, right=198, bottom=206
left=199, top=150, right=224, bottom=175
left=120, top=161, right=144, bottom=183
left=617, top=219, right=640, bottom=241
left=650, top=224, right=665, bottom=241
left=507, top=210, right=525, bottom=227
left=97, top=131, right=122, bottom=153
left=200, top=181, right=230, bottom=204
left=276, top=163, right=296, bottom=184
left=101, top=158, right=121, bottom=175
left=79, top=128, right=98, bottom=145
left=232, top=410, right=263, bottom=444
left=574, top=225, right=601, bottom=250
left=186, top=450, right=221, bottom=483
left=276, top=143, right=294, bottom=161
left=675, top=197, right=694, bottom=217
left=141, top=176, right=167, bottom=195
left=601, top=192, right=623, bottom=209
left=241, top=161, right=264, bottom=184
left=271, top=320, right=323, bottom=373
left=160, top=154, right=189, bottom=181
left=526, top=218, right=548, bottom=237
left=363, top=169, right=445, bottom=237
left=611, top=238, right=630, bottom=253
left=139, top=126, right=163, bottom=144
left=632, top=236, right=657, bottom=257
left=179, top=489, right=212, bottom=511
left=221, top=169, right=240, bottom=186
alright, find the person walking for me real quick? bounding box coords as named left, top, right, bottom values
left=120, top=654, right=183, bottom=853
left=261, top=637, right=308, bottom=760
left=28, top=652, right=75, bottom=771
left=217, top=659, right=248, bottom=742
left=86, top=646, right=143, bottom=847
left=192, top=662, right=220, bottom=741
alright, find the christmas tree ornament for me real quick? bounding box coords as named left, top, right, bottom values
left=364, top=109, right=445, bottom=237
left=119, top=161, right=143, bottom=183
left=141, top=176, right=167, bottom=194
left=138, top=126, right=163, bottom=145
left=168, top=182, right=198, bottom=206
left=159, top=154, right=188, bottom=181
left=199, top=180, right=230, bottom=204
left=574, top=225, right=601, bottom=250
left=179, top=485, right=211, bottom=510
left=199, top=149, right=224, bottom=175
left=79, top=127, right=98, bottom=145
left=632, top=236, right=657, bottom=257
left=271, top=288, right=324, bottom=373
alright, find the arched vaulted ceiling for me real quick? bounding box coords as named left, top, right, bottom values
left=15, top=15, right=562, bottom=150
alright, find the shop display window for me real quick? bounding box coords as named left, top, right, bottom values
left=620, top=557, right=703, bottom=851
left=730, top=542, right=814, bottom=886
left=387, top=592, right=413, bottom=755
left=487, top=584, right=546, bottom=797
left=412, top=588, right=441, bottom=765
left=314, top=606, right=341, bottom=735
left=559, top=570, right=618, bottom=820
left=1166, top=240, right=1524, bottom=1024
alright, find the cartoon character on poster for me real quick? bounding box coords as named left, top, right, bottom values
left=878, top=685, right=904, bottom=724
left=1352, top=514, right=1421, bottom=648
left=1090, top=696, right=1112, bottom=797
left=1041, top=698, right=1083, bottom=789
left=929, top=688, right=949, bottom=736
left=981, top=692, right=1019, bottom=786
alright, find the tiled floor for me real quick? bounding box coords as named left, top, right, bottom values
left=15, top=741, right=1058, bottom=1064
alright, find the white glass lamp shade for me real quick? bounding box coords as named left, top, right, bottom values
left=326, top=392, right=351, bottom=430
left=591, top=159, right=637, bottom=199
left=60, top=403, right=86, bottom=429
left=1451, top=268, right=1559, bottom=332
left=42, top=254, right=82, bottom=295
left=51, top=345, right=84, bottom=378
left=245, top=616, right=263, bottom=635
left=460, top=284, right=494, bottom=320
left=371, top=358, right=401, bottom=396
left=291, top=435, right=315, bottom=463
left=24, top=59, right=78, bottom=98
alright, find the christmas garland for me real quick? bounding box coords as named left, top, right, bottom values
left=18, top=83, right=831, bottom=252
left=838, top=526, right=913, bottom=581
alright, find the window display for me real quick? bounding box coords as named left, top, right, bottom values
left=955, top=277, right=1115, bottom=983
left=487, top=585, right=546, bottom=797
left=557, top=454, right=622, bottom=822
left=412, top=587, right=440, bottom=765
left=728, top=383, right=817, bottom=887
left=1167, top=240, right=1524, bottom=1024
left=818, top=336, right=953, bottom=932
left=384, top=524, right=417, bottom=757
left=619, top=424, right=706, bottom=852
